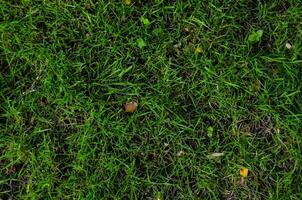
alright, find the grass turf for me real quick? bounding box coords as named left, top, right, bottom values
left=1, top=0, right=302, bottom=199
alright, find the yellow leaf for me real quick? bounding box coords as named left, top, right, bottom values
left=124, top=0, right=131, bottom=5
left=194, top=47, right=202, bottom=54
left=240, top=167, right=249, bottom=177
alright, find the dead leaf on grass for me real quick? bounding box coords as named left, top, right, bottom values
left=285, top=42, right=292, bottom=49
left=177, top=150, right=185, bottom=157
left=124, top=101, right=138, bottom=113
left=240, top=167, right=249, bottom=177
left=208, top=152, right=225, bottom=158
left=194, top=47, right=202, bottom=54
left=124, top=0, right=131, bottom=5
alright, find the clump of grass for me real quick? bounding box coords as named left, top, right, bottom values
left=1, top=0, right=302, bottom=199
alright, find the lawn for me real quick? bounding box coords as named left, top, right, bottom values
left=1, top=0, right=302, bottom=199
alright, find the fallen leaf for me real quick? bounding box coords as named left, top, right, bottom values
left=194, top=47, right=202, bottom=54
left=177, top=150, right=185, bottom=157
left=240, top=167, right=249, bottom=177
left=285, top=42, right=292, bottom=49
left=208, top=152, right=225, bottom=158
left=124, top=0, right=131, bottom=5
left=124, top=102, right=138, bottom=113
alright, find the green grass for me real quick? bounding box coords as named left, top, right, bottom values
left=1, top=0, right=302, bottom=199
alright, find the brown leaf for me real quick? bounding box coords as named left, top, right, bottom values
left=124, top=102, right=138, bottom=113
